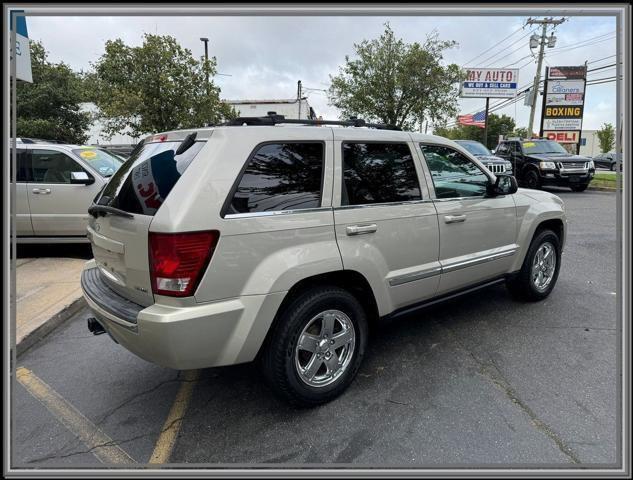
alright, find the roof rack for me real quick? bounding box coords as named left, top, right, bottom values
left=221, top=113, right=401, bottom=131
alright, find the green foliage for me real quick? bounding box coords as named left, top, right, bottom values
left=15, top=41, right=91, bottom=144
left=90, top=34, right=236, bottom=139
left=328, top=24, right=464, bottom=130
left=511, top=127, right=529, bottom=139
left=596, top=123, right=615, bottom=153
left=434, top=114, right=516, bottom=149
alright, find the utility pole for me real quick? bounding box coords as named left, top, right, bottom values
left=200, top=37, right=209, bottom=95
left=483, top=97, right=490, bottom=148
left=297, top=80, right=302, bottom=119
left=526, top=17, right=565, bottom=137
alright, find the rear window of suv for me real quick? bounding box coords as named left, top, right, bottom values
left=96, top=139, right=205, bottom=216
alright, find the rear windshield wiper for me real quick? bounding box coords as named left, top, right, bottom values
left=175, top=132, right=197, bottom=155
left=88, top=204, right=133, bottom=219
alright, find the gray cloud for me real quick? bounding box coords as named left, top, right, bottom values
left=27, top=14, right=617, bottom=130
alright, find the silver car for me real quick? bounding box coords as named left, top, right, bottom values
left=80, top=116, right=567, bottom=406
left=14, top=142, right=123, bottom=243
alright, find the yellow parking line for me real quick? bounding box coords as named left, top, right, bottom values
left=16, top=367, right=136, bottom=464
left=149, top=369, right=200, bottom=464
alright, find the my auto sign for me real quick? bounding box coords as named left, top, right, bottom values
left=461, top=68, right=519, bottom=98
left=540, top=65, right=587, bottom=149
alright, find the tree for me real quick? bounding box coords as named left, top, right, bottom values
left=15, top=41, right=91, bottom=144
left=328, top=24, right=463, bottom=130
left=596, top=123, right=615, bottom=153
left=511, top=127, right=529, bottom=139
left=434, top=113, right=515, bottom=149
left=90, top=34, right=235, bottom=140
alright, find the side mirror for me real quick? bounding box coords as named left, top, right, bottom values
left=487, top=174, right=518, bottom=197
left=70, top=171, right=94, bottom=185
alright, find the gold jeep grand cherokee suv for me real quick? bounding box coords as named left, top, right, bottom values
left=81, top=114, right=567, bottom=406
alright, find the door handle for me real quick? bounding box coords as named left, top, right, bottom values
left=444, top=214, right=466, bottom=224
left=32, top=188, right=51, bottom=195
left=346, top=224, right=377, bottom=236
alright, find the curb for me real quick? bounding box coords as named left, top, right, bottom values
left=17, top=297, right=87, bottom=357
left=587, top=186, right=617, bottom=192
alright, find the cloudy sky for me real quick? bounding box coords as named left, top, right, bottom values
left=27, top=14, right=618, bottom=133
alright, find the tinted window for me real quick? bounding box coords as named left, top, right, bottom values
left=227, top=143, right=324, bottom=215
left=420, top=144, right=489, bottom=199
left=495, top=143, right=509, bottom=155
left=12, top=149, right=32, bottom=182
left=342, top=143, right=421, bottom=206
left=97, top=140, right=205, bottom=216
left=31, top=150, right=89, bottom=184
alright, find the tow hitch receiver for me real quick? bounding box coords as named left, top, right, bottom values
left=87, top=317, right=106, bottom=335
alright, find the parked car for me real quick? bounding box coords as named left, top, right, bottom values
left=495, top=138, right=595, bottom=192
left=592, top=152, right=621, bottom=171
left=454, top=139, right=513, bottom=175
left=81, top=115, right=567, bottom=406
left=13, top=143, right=124, bottom=242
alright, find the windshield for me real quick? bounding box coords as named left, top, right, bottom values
left=456, top=141, right=491, bottom=156
left=72, top=148, right=124, bottom=177
left=521, top=140, right=568, bottom=155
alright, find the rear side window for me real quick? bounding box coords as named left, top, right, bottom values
left=97, top=140, right=205, bottom=216
left=342, top=142, right=421, bottom=206
left=226, top=142, right=324, bottom=215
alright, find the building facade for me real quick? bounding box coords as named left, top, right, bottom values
left=225, top=98, right=316, bottom=120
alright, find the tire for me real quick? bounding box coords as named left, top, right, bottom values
left=261, top=286, right=368, bottom=407
left=610, top=163, right=615, bottom=171
left=524, top=169, right=542, bottom=190
left=570, top=183, right=589, bottom=192
left=506, top=229, right=561, bottom=302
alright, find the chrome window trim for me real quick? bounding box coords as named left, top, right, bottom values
left=433, top=195, right=488, bottom=202
left=224, top=206, right=332, bottom=219
left=334, top=199, right=435, bottom=210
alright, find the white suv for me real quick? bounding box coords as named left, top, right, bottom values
left=81, top=115, right=566, bottom=406
left=13, top=140, right=123, bottom=242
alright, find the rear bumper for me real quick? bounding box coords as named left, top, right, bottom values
left=80, top=261, right=286, bottom=370
left=539, top=170, right=593, bottom=186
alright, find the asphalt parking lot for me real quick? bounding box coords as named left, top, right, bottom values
left=12, top=189, right=619, bottom=468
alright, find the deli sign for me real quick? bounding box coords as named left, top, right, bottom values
left=543, top=130, right=580, bottom=144
left=540, top=65, right=587, bottom=151
left=461, top=68, right=519, bottom=98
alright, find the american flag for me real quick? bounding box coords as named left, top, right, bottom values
left=457, top=111, right=486, bottom=128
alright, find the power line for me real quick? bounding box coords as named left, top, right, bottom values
left=462, top=23, right=528, bottom=66
left=479, top=29, right=538, bottom=67
left=588, top=54, right=616, bottom=64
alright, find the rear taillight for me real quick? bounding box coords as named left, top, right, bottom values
left=148, top=231, right=219, bottom=297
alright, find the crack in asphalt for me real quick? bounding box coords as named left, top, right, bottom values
left=435, top=320, right=582, bottom=465
left=24, top=409, right=191, bottom=465
left=93, top=375, right=183, bottom=426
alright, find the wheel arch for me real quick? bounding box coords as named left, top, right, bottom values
left=511, top=213, right=566, bottom=272
left=254, top=270, right=379, bottom=359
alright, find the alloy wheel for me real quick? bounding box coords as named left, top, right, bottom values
left=294, top=309, right=356, bottom=388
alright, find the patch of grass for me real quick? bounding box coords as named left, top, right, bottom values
left=590, top=172, right=619, bottom=189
